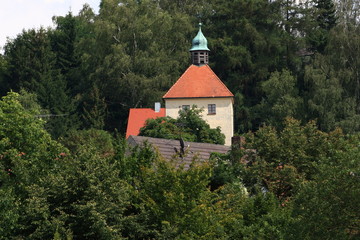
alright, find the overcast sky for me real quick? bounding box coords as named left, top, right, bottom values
left=0, top=0, right=101, bottom=52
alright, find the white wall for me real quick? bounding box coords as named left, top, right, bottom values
left=165, top=98, right=234, bottom=146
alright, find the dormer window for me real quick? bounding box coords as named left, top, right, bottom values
left=208, top=104, right=216, bottom=115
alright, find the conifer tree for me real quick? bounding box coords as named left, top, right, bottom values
left=4, top=28, right=77, bottom=138
left=307, top=0, right=337, bottom=52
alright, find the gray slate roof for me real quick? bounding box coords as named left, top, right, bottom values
left=127, top=135, right=230, bottom=169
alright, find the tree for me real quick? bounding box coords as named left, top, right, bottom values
left=304, top=54, right=360, bottom=133
left=205, top=0, right=297, bottom=133
left=256, top=69, right=302, bottom=129
left=79, top=0, right=193, bottom=132
left=307, top=0, right=337, bottom=52
left=140, top=106, right=225, bottom=144
left=3, top=28, right=77, bottom=138
left=325, top=23, right=360, bottom=114
left=51, top=12, right=81, bottom=97
left=81, top=86, right=108, bottom=130
left=290, top=141, right=360, bottom=239
left=0, top=92, right=65, bottom=238
left=0, top=55, right=9, bottom=97
left=242, top=118, right=351, bottom=200
left=0, top=98, right=131, bottom=238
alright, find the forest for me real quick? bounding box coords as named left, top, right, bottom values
left=0, top=0, right=359, bottom=239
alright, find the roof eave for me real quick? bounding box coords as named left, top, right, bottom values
left=163, top=96, right=234, bottom=100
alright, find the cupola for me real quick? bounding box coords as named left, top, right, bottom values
left=190, top=23, right=210, bottom=65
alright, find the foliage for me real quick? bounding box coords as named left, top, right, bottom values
left=206, top=0, right=296, bottom=132
left=3, top=28, right=77, bottom=138
left=290, top=140, right=360, bottom=239
left=307, top=0, right=337, bottom=52
left=0, top=92, right=66, bottom=238
left=60, top=128, right=115, bottom=157
left=0, top=93, right=359, bottom=239
left=242, top=118, right=351, bottom=200
left=1, top=1, right=360, bottom=238
left=1, top=0, right=360, bottom=135
left=257, top=69, right=302, bottom=129
left=140, top=106, right=225, bottom=144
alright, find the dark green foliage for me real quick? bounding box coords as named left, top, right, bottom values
left=315, top=0, right=337, bottom=31
left=256, top=70, right=301, bottom=129
left=307, top=0, right=337, bottom=53
left=206, top=0, right=296, bottom=132
left=3, top=28, right=78, bottom=138
left=140, top=106, right=225, bottom=144
left=60, top=128, right=115, bottom=157
left=81, top=86, right=107, bottom=130
left=0, top=55, right=9, bottom=97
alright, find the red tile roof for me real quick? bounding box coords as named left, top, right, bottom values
left=126, top=108, right=166, bottom=138
left=163, top=64, right=234, bottom=99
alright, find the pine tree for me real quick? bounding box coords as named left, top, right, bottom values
left=4, top=28, right=77, bottom=138
left=316, top=0, right=337, bottom=31
left=307, top=0, right=337, bottom=52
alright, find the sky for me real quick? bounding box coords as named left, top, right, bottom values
left=0, top=0, right=101, bottom=52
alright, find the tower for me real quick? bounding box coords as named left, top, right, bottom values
left=163, top=24, right=234, bottom=145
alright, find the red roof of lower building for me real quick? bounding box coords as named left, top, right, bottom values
left=126, top=108, right=166, bottom=138
left=163, top=64, right=234, bottom=99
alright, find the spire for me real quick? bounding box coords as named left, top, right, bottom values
left=190, top=23, right=210, bottom=65
left=190, top=23, right=210, bottom=51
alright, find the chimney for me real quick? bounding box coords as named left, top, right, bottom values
left=155, top=102, right=161, bottom=112
left=231, top=136, right=245, bottom=149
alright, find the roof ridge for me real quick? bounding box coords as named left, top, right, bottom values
left=163, top=65, right=193, bottom=98
left=204, top=65, right=233, bottom=96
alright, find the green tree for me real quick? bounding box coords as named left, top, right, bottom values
left=124, top=153, right=232, bottom=239
left=325, top=23, right=360, bottom=112
left=0, top=97, right=131, bottom=238
left=243, top=118, right=351, bottom=200
left=304, top=54, right=360, bottom=133
left=51, top=12, right=81, bottom=97
left=0, top=92, right=65, bottom=238
left=140, top=106, right=225, bottom=144
left=290, top=141, right=360, bottom=239
left=257, top=70, right=302, bottom=129
left=0, top=55, right=9, bottom=96
left=78, top=0, right=193, bottom=132
left=307, top=0, right=337, bottom=52
left=205, top=0, right=297, bottom=133
left=3, top=28, right=77, bottom=138
left=81, top=86, right=107, bottom=130
left=35, top=145, right=131, bottom=239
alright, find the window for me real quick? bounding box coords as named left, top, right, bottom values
left=182, top=105, right=190, bottom=111
left=199, top=52, right=205, bottom=63
left=193, top=52, right=199, bottom=63
left=208, top=104, right=216, bottom=115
